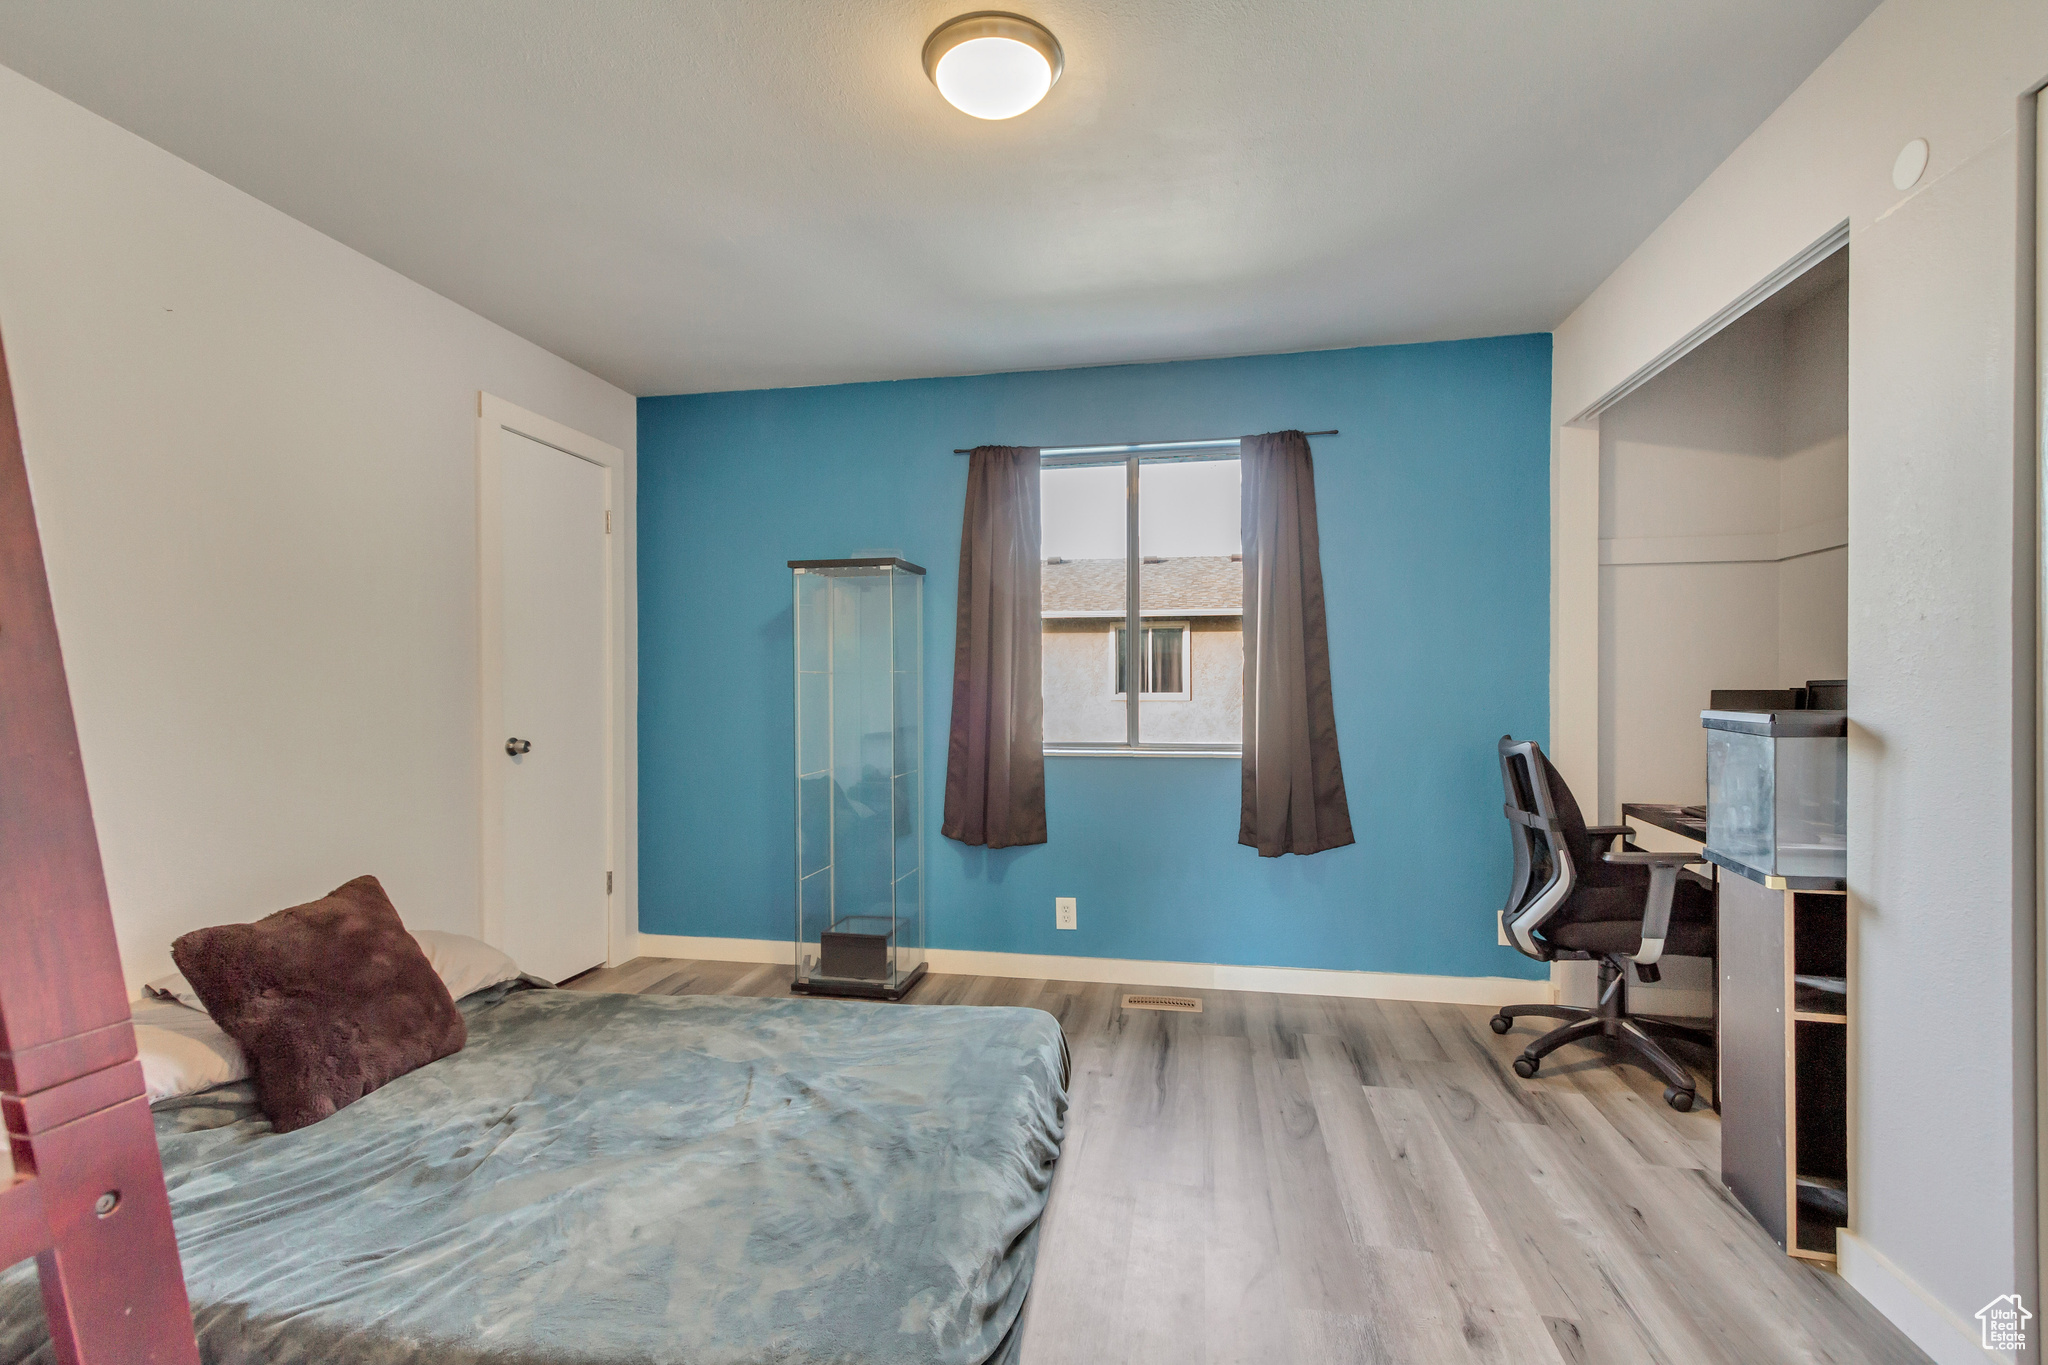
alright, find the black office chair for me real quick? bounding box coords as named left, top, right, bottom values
left=1490, top=735, right=1716, bottom=1110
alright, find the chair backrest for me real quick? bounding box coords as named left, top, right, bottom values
left=1498, top=735, right=1575, bottom=958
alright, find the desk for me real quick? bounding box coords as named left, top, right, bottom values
left=1622, top=801, right=1707, bottom=842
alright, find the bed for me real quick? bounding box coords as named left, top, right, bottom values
left=0, top=984, right=1068, bottom=1365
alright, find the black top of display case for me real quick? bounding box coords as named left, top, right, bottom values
left=1701, top=709, right=1847, bottom=738
left=788, top=558, right=926, bottom=575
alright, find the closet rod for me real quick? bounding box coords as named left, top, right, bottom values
left=951, top=429, right=1336, bottom=454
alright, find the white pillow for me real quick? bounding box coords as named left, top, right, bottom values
left=409, top=931, right=523, bottom=1001
left=141, top=972, right=205, bottom=1010
left=133, top=998, right=249, bottom=1102
left=146, top=930, right=522, bottom=1012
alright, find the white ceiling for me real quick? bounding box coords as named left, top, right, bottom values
left=0, top=1, right=1878, bottom=396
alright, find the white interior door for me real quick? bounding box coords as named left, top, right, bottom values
left=496, top=429, right=610, bottom=983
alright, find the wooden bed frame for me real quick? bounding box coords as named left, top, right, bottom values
left=0, top=330, right=200, bottom=1361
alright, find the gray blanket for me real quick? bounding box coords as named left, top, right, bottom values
left=1, top=987, right=1067, bottom=1364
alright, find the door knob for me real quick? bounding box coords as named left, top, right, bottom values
left=506, top=738, right=532, bottom=757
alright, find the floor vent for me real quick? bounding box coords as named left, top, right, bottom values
left=1122, top=993, right=1203, bottom=1013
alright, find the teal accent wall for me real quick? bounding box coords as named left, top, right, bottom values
left=639, top=334, right=1551, bottom=980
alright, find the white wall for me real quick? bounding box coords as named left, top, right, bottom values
left=1597, top=279, right=1849, bottom=823
left=1779, top=548, right=1849, bottom=685
left=1598, top=303, right=1783, bottom=822
left=1777, top=278, right=1852, bottom=689
left=0, top=66, right=638, bottom=992
left=1552, top=2, right=2042, bottom=1359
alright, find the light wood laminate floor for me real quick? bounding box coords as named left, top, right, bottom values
left=567, top=957, right=1927, bottom=1365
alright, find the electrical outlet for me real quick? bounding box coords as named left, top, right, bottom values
left=1055, top=897, right=1077, bottom=930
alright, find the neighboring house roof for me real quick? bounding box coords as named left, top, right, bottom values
left=1042, top=556, right=1242, bottom=617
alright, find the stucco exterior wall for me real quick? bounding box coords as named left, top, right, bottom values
left=1043, top=617, right=1243, bottom=745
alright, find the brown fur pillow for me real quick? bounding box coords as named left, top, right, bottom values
left=171, top=875, right=465, bottom=1132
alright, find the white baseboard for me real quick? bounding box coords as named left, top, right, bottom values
left=630, top=933, right=1554, bottom=1008
left=635, top=933, right=795, bottom=965
left=1838, top=1232, right=2009, bottom=1365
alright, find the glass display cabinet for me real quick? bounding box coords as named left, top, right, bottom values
left=1702, top=707, right=1848, bottom=887
left=789, top=558, right=927, bottom=999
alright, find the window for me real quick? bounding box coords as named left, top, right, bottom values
left=1113, top=623, right=1189, bottom=699
left=1041, top=444, right=1242, bottom=754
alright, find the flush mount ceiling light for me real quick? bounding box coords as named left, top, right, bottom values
left=923, top=12, right=1063, bottom=120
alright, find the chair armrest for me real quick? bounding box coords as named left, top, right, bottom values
left=1585, top=824, right=1634, bottom=848
left=1602, top=850, right=1707, bottom=969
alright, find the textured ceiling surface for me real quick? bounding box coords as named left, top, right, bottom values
left=0, top=2, right=1878, bottom=394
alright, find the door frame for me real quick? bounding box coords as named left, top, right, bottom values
left=1546, top=224, right=1849, bottom=970
left=476, top=393, right=629, bottom=971
left=1550, top=218, right=1850, bottom=820
left=2031, top=76, right=2046, bottom=1328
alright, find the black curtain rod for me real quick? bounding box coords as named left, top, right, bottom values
left=950, top=429, right=1337, bottom=454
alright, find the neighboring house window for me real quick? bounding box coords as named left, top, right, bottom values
left=1040, top=444, right=1243, bottom=754
left=1113, top=623, right=1189, bottom=699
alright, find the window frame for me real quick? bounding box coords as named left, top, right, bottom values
left=1110, top=621, right=1192, bottom=701
left=1041, top=442, right=1241, bottom=758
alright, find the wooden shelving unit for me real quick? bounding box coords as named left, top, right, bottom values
left=1719, top=872, right=1849, bottom=1263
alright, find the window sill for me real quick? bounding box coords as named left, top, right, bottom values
left=1043, top=746, right=1241, bottom=759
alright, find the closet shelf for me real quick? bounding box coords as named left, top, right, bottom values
left=1793, top=976, right=1848, bottom=1020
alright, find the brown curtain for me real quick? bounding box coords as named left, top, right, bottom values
left=1240, top=430, right=1355, bottom=856
left=942, top=446, right=1048, bottom=848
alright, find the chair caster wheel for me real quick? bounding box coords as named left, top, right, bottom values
left=1512, top=1055, right=1539, bottom=1079
left=1665, top=1087, right=1695, bottom=1112
left=1489, top=1014, right=1512, bottom=1035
